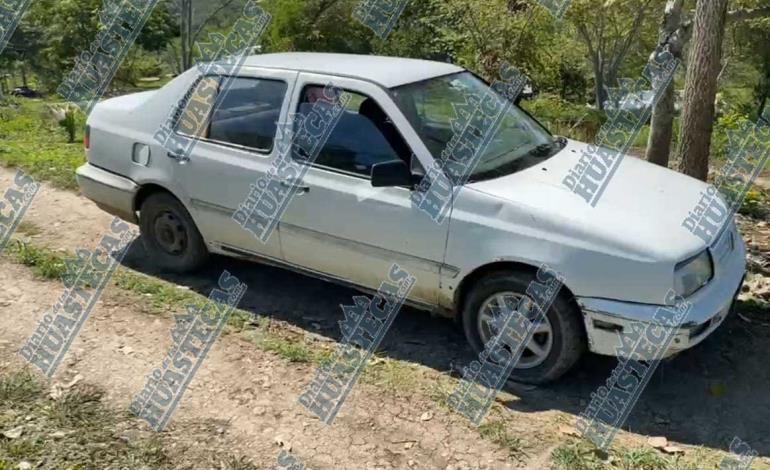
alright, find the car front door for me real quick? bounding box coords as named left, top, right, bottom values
left=278, top=73, right=450, bottom=306
left=168, top=67, right=298, bottom=261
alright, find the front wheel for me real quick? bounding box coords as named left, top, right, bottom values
left=461, top=271, right=585, bottom=384
left=139, top=192, right=209, bottom=273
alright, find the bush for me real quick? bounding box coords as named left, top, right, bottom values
left=115, top=47, right=164, bottom=87
left=521, top=93, right=606, bottom=141
left=711, top=111, right=752, bottom=161
left=45, top=103, right=82, bottom=143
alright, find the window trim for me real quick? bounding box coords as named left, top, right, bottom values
left=291, top=83, right=416, bottom=181
left=301, top=159, right=414, bottom=191
left=173, top=74, right=290, bottom=156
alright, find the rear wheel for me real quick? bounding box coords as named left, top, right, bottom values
left=139, top=192, right=209, bottom=273
left=461, top=270, right=585, bottom=384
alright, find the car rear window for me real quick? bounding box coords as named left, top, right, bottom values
left=175, top=76, right=288, bottom=153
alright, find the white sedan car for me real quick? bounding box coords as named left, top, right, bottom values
left=77, top=53, right=746, bottom=383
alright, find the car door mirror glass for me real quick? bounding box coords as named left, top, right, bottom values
left=371, top=160, right=412, bottom=187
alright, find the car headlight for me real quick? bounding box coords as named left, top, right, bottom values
left=674, top=249, right=713, bottom=297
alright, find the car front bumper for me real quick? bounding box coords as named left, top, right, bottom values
left=576, top=224, right=746, bottom=360
left=76, top=163, right=139, bottom=224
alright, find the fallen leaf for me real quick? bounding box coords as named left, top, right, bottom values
left=65, top=374, right=84, bottom=389
left=420, top=411, right=433, bottom=421
left=49, top=384, right=64, bottom=400
left=662, top=445, right=685, bottom=455
left=2, top=426, right=23, bottom=439
left=648, top=436, right=668, bottom=449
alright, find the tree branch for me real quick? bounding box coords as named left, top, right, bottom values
left=190, top=0, right=240, bottom=46
left=727, top=5, right=770, bottom=22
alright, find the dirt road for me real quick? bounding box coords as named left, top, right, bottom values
left=1, top=167, right=770, bottom=469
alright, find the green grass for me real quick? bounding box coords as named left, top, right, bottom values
left=360, top=355, right=420, bottom=394
left=6, top=240, right=67, bottom=280
left=3, top=239, right=759, bottom=467
left=258, top=335, right=316, bottom=363
left=2, top=238, right=330, bottom=365
left=16, top=221, right=43, bottom=237
left=0, top=369, right=43, bottom=405
left=477, top=420, right=525, bottom=460
left=0, top=370, right=260, bottom=469
left=551, top=440, right=700, bottom=470
left=0, top=97, right=86, bottom=190
left=0, top=370, right=171, bottom=469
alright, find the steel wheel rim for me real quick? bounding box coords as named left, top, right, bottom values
left=477, top=292, right=554, bottom=369
left=153, top=210, right=188, bottom=256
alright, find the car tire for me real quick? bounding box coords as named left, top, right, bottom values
left=139, top=192, right=209, bottom=273
left=461, top=270, right=585, bottom=384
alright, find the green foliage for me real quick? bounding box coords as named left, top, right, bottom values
left=521, top=93, right=606, bottom=141
left=8, top=241, right=68, bottom=280
left=0, top=371, right=173, bottom=468
left=258, top=335, right=315, bottom=363
left=13, top=0, right=176, bottom=91
left=262, top=0, right=372, bottom=53
left=0, top=370, right=43, bottom=405
left=551, top=440, right=699, bottom=470
left=433, top=0, right=586, bottom=93
left=115, top=47, right=165, bottom=86
left=711, top=112, right=752, bottom=160
left=720, top=183, right=769, bottom=218
left=0, top=99, right=84, bottom=190
left=477, top=420, right=525, bottom=460
left=46, top=103, right=82, bottom=143
left=566, top=0, right=665, bottom=106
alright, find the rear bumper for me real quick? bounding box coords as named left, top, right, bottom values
left=577, top=224, right=746, bottom=360
left=76, top=163, right=139, bottom=223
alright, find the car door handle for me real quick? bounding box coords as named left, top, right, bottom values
left=167, top=151, right=190, bottom=164
left=279, top=180, right=310, bottom=194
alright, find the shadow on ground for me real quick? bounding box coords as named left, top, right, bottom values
left=121, top=242, right=770, bottom=457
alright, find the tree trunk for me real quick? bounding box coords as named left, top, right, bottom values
left=180, top=0, right=193, bottom=71
left=677, top=0, right=729, bottom=181
left=647, top=84, right=676, bottom=166
left=592, top=55, right=605, bottom=110
left=646, top=0, right=687, bottom=167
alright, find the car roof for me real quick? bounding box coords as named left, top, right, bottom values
left=239, top=53, right=465, bottom=88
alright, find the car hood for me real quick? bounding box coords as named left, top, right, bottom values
left=466, top=139, right=712, bottom=262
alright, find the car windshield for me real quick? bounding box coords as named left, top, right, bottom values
left=391, top=72, right=564, bottom=183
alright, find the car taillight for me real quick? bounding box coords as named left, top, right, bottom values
left=84, top=125, right=90, bottom=150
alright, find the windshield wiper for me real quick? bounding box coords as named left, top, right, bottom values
left=528, top=137, right=565, bottom=157
left=467, top=138, right=565, bottom=183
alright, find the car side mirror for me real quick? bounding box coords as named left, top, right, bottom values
left=371, top=160, right=413, bottom=187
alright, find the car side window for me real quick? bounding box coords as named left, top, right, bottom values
left=294, top=85, right=413, bottom=178
left=175, top=76, right=220, bottom=139
left=208, top=77, right=288, bottom=151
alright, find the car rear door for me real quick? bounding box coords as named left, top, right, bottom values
left=168, top=67, right=298, bottom=261
left=277, top=72, right=449, bottom=306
